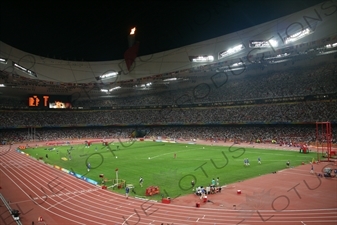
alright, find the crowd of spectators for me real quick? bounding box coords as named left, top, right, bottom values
left=0, top=61, right=337, bottom=146
left=1, top=124, right=335, bottom=145
left=0, top=100, right=335, bottom=128
left=0, top=97, right=26, bottom=108
left=0, top=62, right=336, bottom=147
left=72, top=62, right=337, bottom=107
left=0, top=62, right=336, bottom=109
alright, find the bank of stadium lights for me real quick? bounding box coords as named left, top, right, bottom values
left=190, top=55, right=214, bottom=63
left=0, top=84, right=5, bottom=87
left=98, top=71, right=119, bottom=80
left=0, top=57, right=7, bottom=64
left=143, top=82, right=152, bottom=87
left=109, top=86, right=121, bottom=91
left=316, top=42, right=337, bottom=56
left=285, top=28, right=311, bottom=44
left=218, top=44, right=245, bottom=59
left=12, top=62, right=37, bottom=78
left=100, top=86, right=121, bottom=93
left=134, top=82, right=152, bottom=88
left=326, top=43, right=337, bottom=49
left=163, top=78, right=177, bottom=81
left=231, top=62, right=243, bottom=67
left=249, top=39, right=278, bottom=48
left=269, top=39, right=278, bottom=47
left=276, top=53, right=290, bottom=58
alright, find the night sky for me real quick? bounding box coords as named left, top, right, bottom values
left=0, top=0, right=326, bottom=61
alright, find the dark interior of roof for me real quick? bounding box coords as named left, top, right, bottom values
left=1, top=0, right=326, bottom=61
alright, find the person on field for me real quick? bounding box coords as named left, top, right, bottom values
left=191, top=180, right=195, bottom=190
left=211, top=178, right=216, bottom=187
left=125, top=186, right=130, bottom=199
left=139, top=177, right=143, bottom=187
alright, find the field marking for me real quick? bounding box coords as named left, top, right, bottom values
left=32, top=188, right=99, bottom=201
left=0, top=160, right=43, bottom=169
left=2, top=152, right=130, bottom=224
left=149, top=147, right=200, bottom=159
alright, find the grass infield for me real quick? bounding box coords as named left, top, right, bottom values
left=24, top=141, right=314, bottom=201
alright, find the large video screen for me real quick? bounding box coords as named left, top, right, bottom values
left=28, top=95, right=72, bottom=109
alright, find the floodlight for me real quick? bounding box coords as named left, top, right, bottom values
left=0, top=58, right=7, bottom=64
left=99, top=72, right=118, bottom=79
left=326, top=43, right=337, bottom=48
left=190, top=55, right=214, bottom=62
left=13, top=62, right=37, bottom=77
left=231, top=62, right=243, bottom=67
left=269, top=39, right=278, bottom=47
left=109, top=86, right=121, bottom=91
left=285, top=28, right=311, bottom=44
left=249, top=39, right=278, bottom=48
left=218, top=44, right=245, bottom=59
left=163, top=78, right=177, bottom=81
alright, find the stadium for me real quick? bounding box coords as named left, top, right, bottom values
left=0, top=1, right=337, bottom=224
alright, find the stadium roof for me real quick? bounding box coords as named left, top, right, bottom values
left=1, top=0, right=327, bottom=61
left=0, top=0, right=336, bottom=99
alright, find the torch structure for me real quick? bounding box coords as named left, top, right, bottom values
left=124, top=27, right=139, bottom=71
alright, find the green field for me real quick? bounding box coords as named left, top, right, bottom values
left=24, top=141, right=314, bottom=201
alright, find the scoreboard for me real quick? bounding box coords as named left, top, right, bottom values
left=28, top=95, right=72, bottom=109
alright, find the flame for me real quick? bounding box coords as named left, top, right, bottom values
left=130, top=27, right=136, bottom=35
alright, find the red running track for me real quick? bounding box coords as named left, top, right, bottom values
left=0, top=146, right=336, bottom=225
